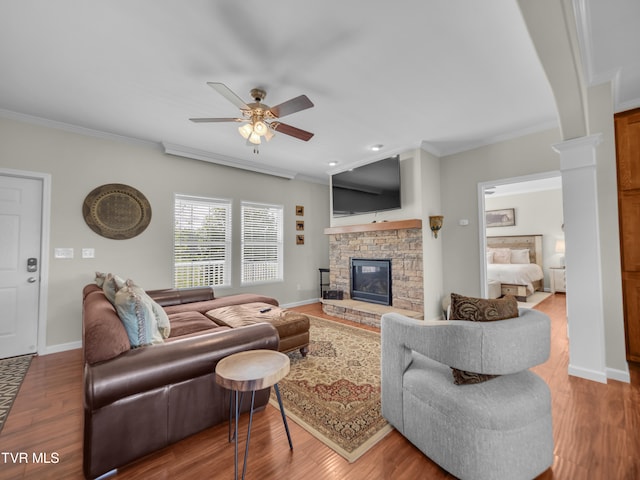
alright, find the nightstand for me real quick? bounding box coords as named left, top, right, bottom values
left=549, top=267, right=566, bottom=293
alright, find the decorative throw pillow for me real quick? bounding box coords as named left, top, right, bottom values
left=449, top=292, right=519, bottom=322
left=121, top=280, right=171, bottom=339
left=114, top=283, right=165, bottom=347
left=449, top=293, right=519, bottom=385
left=95, top=271, right=107, bottom=288
left=102, top=273, right=125, bottom=304
left=510, top=249, right=530, bottom=264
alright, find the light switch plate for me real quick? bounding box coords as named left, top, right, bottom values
left=82, top=248, right=95, bottom=259
left=54, top=248, right=74, bottom=259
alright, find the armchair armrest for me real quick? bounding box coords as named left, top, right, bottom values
left=84, top=322, right=279, bottom=410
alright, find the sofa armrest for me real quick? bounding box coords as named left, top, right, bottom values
left=146, top=286, right=215, bottom=306
left=84, top=322, right=279, bottom=410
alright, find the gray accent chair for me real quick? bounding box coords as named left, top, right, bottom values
left=381, top=309, right=553, bottom=480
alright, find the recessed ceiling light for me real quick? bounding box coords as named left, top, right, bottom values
left=328, top=161, right=339, bottom=167
left=371, top=144, right=383, bottom=151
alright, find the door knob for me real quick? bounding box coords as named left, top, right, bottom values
left=27, top=277, right=37, bottom=283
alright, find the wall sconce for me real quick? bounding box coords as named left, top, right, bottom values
left=429, top=216, right=444, bottom=238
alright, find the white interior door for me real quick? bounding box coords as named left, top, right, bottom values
left=0, top=175, right=42, bottom=358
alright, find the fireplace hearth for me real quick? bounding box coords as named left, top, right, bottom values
left=351, top=258, right=392, bottom=306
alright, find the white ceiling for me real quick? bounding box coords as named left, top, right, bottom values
left=0, top=1, right=637, bottom=183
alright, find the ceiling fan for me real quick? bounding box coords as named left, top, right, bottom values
left=190, top=82, right=314, bottom=149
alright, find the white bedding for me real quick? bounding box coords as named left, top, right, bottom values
left=487, top=263, right=544, bottom=295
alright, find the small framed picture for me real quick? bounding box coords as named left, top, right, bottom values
left=296, top=205, right=304, bottom=216
left=486, top=208, right=515, bottom=228
left=296, top=220, right=304, bottom=231
left=296, top=235, right=305, bottom=245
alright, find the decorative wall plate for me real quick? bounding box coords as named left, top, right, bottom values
left=83, top=183, right=152, bottom=239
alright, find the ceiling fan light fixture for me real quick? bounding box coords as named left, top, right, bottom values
left=248, top=131, right=262, bottom=145
left=253, top=120, right=268, bottom=135
left=238, top=123, right=252, bottom=139
left=264, top=128, right=275, bottom=142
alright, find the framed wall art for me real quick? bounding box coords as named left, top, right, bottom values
left=486, top=208, right=515, bottom=228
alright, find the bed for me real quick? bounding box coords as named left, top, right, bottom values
left=486, top=235, right=544, bottom=301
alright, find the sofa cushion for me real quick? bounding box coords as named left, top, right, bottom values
left=163, top=293, right=278, bottom=315
left=167, top=311, right=222, bottom=338
left=115, top=284, right=165, bottom=348
left=449, top=293, right=519, bottom=385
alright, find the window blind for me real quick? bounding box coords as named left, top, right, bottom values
left=241, top=201, right=283, bottom=284
left=174, top=195, right=232, bottom=288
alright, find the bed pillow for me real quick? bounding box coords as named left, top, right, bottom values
left=491, top=248, right=511, bottom=264
left=486, top=251, right=494, bottom=264
left=510, top=249, right=530, bottom=264
left=449, top=292, right=519, bottom=385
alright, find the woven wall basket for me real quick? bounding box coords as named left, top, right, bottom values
left=82, top=183, right=152, bottom=240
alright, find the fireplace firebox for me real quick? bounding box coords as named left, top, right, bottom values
left=350, top=258, right=392, bottom=305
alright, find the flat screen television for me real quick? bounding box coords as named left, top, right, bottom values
left=331, top=155, right=401, bottom=217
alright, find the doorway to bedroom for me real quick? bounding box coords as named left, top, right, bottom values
left=479, top=173, right=565, bottom=308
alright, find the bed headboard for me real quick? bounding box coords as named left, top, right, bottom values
left=486, top=234, right=543, bottom=268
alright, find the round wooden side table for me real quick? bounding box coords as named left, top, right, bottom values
left=215, top=349, right=293, bottom=480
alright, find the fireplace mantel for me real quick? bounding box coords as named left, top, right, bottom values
left=324, top=219, right=422, bottom=235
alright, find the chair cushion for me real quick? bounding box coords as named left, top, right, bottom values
left=404, top=351, right=550, bottom=430
left=449, top=293, right=519, bottom=384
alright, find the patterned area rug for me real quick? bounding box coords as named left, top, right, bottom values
left=270, top=316, right=392, bottom=463
left=0, top=355, right=33, bottom=434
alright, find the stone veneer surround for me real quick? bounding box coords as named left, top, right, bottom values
left=324, top=222, right=423, bottom=323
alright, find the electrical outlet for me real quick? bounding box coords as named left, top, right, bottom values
left=82, top=248, right=95, bottom=259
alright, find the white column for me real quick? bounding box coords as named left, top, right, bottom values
left=553, top=134, right=607, bottom=383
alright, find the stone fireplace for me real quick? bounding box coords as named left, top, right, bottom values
left=323, top=219, right=424, bottom=325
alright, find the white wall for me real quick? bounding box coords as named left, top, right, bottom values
left=440, top=128, right=562, bottom=298
left=485, top=188, right=564, bottom=289
left=0, top=116, right=330, bottom=351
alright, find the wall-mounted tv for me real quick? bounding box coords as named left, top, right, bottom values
left=331, top=155, right=401, bottom=217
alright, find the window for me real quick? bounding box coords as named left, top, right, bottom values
left=241, top=201, right=283, bottom=285
left=174, top=195, right=232, bottom=288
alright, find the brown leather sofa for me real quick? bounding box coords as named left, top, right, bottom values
left=82, top=284, right=281, bottom=479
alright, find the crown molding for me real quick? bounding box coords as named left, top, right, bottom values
left=0, top=108, right=158, bottom=149
left=162, top=143, right=298, bottom=180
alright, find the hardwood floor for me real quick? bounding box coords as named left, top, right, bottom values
left=1, top=294, right=639, bottom=479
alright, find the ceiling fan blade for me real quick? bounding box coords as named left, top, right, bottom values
left=207, top=82, right=249, bottom=110
left=268, top=95, right=314, bottom=118
left=189, top=117, right=243, bottom=123
left=272, top=122, right=314, bottom=141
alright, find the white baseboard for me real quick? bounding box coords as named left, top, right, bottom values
left=280, top=298, right=320, bottom=308
left=606, top=366, right=631, bottom=383
left=568, top=364, right=608, bottom=383
left=41, top=340, right=82, bottom=356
